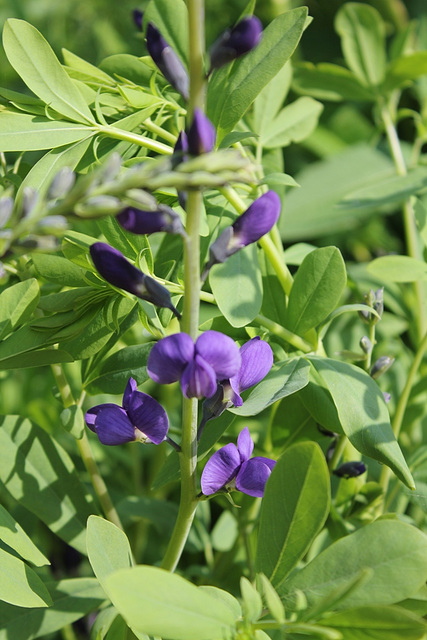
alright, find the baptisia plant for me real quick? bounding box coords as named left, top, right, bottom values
left=85, top=378, right=169, bottom=445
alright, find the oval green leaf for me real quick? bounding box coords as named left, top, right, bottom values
left=0, top=549, right=52, bottom=608
left=367, top=255, right=427, bottom=283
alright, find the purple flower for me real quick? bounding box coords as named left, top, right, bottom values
left=202, top=191, right=281, bottom=278
left=187, top=109, right=216, bottom=155
left=146, top=22, right=189, bottom=100
left=116, top=204, right=184, bottom=235
left=333, top=461, right=366, bottom=479
left=147, top=331, right=241, bottom=399
left=85, top=378, right=169, bottom=445
left=201, top=427, right=275, bottom=497
left=90, top=242, right=181, bottom=318
left=132, top=9, right=144, bottom=31
left=209, top=16, right=263, bottom=71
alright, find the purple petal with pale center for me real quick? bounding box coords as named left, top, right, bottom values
left=232, top=191, right=281, bottom=247
left=237, top=427, right=254, bottom=463
left=127, top=391, right=169, bottom=444
left=236, top=457, right=276, bottom=497
left=201, top=443, right=241, bottom=495
left=180, top=354, right=217, bottom=399
left=147, top=333, right=194, bottom=384
left=93, top=405, right=136, bottom=445
left=229, top=337, right=273, bottom=404
left=196, top=330, right=241, bottom=380
left=123, top=377, right=138, bottom=410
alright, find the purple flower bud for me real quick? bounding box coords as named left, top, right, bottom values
left=203, top=191, right=281, bottom=278
left=85, top=377, right=169, bottom=446
left=147, top=331, right=241, bottom=399
left=133, top=8, right=144, bottom=31
left=370, top=355, right=394, bottom=380
left=187, top=109, right=216, bottom=155
left=201, top=427, right=275, bottom=497
left=333, top=461, right=366, bottom=479
left=90, top=242, right=180, bottom=318
left=383, top=391, right=391, bottom=404
left=116, top=204, right=184, bottom=236
left=209, top=16, right=263, bottom=71
left=146, top=22, right=189, bottom=100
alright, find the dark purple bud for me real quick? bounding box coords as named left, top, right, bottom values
left=333, top=461, right=366, bottom=479
left=370, top=355, right=394, bottom=380
left=187, top=109, right=216, bottom=155
left=203, top=191, right=281, bottom=278
left=116, top=204, right=184, bottom=236
left=209, top=16, right=263, bottom=71
left=133, top=8, right=144, bottom=31
left=201, top=427, right=275, bottom=497
left=89, top=242, right=180, bottom=318
left=146, top=22, right=189, bottom=100
left=317, top=424, right=338, bottom=438
left=173, top=131, right=189, bottom=163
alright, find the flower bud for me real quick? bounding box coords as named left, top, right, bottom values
left=47, top=167, right=76, bottom=200
left=333, top=461, right=366, bottom=479
left=209, top=16, right=263, bottom=71
left=90, top=242, right=181, bottom=318
left=75, top=196, right=122, bottom=218
left=187, top=109, right=216, bottom=156
left=146, top=22, right=189, bottom=100
left=360, top=336, right=372, bottom=354
left=370, top=355, right=394, bottom=380
left=0, top=197, right=13, bottom=228
left=383, top=391, right=391, bottom=404
left=132, top=8, right=143, bottom=31
left=116, top=204, right=184, bottom=235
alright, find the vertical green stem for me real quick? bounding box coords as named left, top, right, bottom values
left=51, top=364, right=124, bottom=531
left=161, top=0, right=205, bottom=572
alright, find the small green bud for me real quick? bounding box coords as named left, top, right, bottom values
left=371, top=355, right=394, bottom=379
left=360, top=336, right=372, bottom=354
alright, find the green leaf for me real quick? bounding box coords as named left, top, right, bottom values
left=207, top=7, right=307, bottom=141
left=279, top=144, right=395, bottom=241
left=257, top=574, right=285, bottom=624
left=0, top=505, right=49, bottom=568
left=334, top=3, right=387, bottom=87
left=292, top=62, right=375, bottom=101
left=209, top=244, right=262, bottom=328
left=286, top=247, right=347, bottom=337
left=0, top=578, right=105, bottom=640
left=0, top=415, right=95, bottom=553
left=104, top=565, right=236, bottom=640
left=0, top=111, right=93, bottom=152
left=367, top=255, right=427, bottom=283
left=3, top=19, right=94, bottom=123
left=62, top=48, right=115, bottom=86
left=60, top=405, right=85, bottom=439
left=307, top=357, right=414, bottom=488
left=384, top=52, right=427, bottom=92
left=279, top=520, right=427, bottom=611
left=230, top=357, right=310, bottom=417
left=0, top=279, right=40, bottom=341
left=32, top=254, right=89, bottom=287
left=240, top=577, right=262, bottom=623
left=0, top=548, right=52, bottom=608
left=252, top=62, right=292, bottom=137
left=87, top=516, right=133, bottom=590
left=256, top=442, right=330, bottom=587
left=144, top=0, right=188, bottom=66
left=319, top=605, right=427, bottom=640
left=84, top=343, right=152, bottom=394
left=260, top=97, right=323, bottom=149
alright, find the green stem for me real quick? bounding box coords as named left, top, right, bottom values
left=161, top=0, right=205, bottom=572
left=144, top=118, right=178, bottom=144
left=96, top=124, right=173, bottom=155
left=380, top=101, right=426, bottom=340
left=379, top=329, right=427, bottom=498
left=255, top=313, right=312, bottom=352
left=51, top=364, right=124, bottom=531
left=328, top=434, right=347, bottom=472
left=253, top=621, right=341, bottom=639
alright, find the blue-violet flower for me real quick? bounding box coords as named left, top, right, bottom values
left=90, top=242, right=180, bottom=318
left=116, top=204, right=184, bottom=236
left=333, top=461, right=366, bottom=479
left=201, top=427, right=276, bottom=497
left=147, top=330, right=241, bottom=399
left=209, top=16, right=263, bottom=71
left=146, top=22, right=189, bottom=100
left=187, top=109, right=216, bottom=155
left=85, top=377, right=169, bottom=445
left=132, top=9, right=144, bottom=31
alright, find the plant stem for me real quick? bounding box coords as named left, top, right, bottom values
left=328, top=434, right=347, bottom=472
left=379, top=329, right=427, bottom=499
left=161, top=0, right=205, bottom=572
left=51, top=364, right=124, bottom=531
left=380, top=101, right=426, bottom=340
left=96, top=124, right=173, bottom=155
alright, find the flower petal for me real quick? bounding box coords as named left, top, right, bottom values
left=236, top=457, right=276, bottom=497
left=209, top=16, right=263, bottom=70
left=127, top=391, right=169, bottom=444
left=195, top=330, right=241, bottom=380
left=187, top=109, right=216, bottom=155
left=180, top=355, right=217, bottom=399
left=122, top=377, right=138, bottom=410
left=90, top=242, right=144, bottom=295
left=232, top=191, right=281, bottom=247
left=237, top=427, right=254, bottom=462
left=147, top=333, right=194, bottom=384
left=231, top=337, right=273, bottom=397
left=93, top=405, right=136, bottom=445
left=201, top=443, right=241, bottom=495
left=85, top=403, right=117, bottom=432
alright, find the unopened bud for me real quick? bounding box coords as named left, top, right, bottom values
left=22, top=187, right=38, bottom=217
left=370, top=355, right=394, bottom=379
left=132, top=8, right=143, bottom=31
left=360, top=336, right=372, bottom=354
left=0, top=197, right=13, bottom=228
left=333, top=461, right=366, bottom=479
left=116, top=204, right=184, bottom=235
left=209, top=16, right=263, bottom=72
left=146, top=22, right=189, bottom=100
left=187, top=109, right=216, bottom=156
left=383, top=391, right=391, bottom=403
left=47, top=167, right=76, bottom=200
left=75, top=196, right=122, bottom=218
